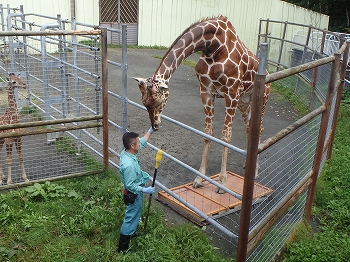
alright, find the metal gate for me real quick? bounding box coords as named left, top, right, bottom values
left=0, top=5, right=112, bottom=189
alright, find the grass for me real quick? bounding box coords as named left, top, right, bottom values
left=0, top=170, right=231, bottom=261
left=281, top=90, right=350, bottom=261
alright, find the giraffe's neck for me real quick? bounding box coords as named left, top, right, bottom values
left=7, top=88, right=18, bottom=113
left=154, top=16, right=234, bottom=83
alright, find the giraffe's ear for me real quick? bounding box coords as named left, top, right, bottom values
left=133, top=77, right=146, bottom=85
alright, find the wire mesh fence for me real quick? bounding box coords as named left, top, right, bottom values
left=0, top=6, right=110, bottom=187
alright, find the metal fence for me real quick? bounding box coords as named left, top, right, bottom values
left=0, top=5, right=115, bottom=188
left=1, top=4, right=350, bottom=262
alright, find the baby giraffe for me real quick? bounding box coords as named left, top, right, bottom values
left=0, top=73, right=29, bottom=184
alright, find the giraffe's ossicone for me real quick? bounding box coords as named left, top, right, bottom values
left=135, top=16, right=270, bottom=193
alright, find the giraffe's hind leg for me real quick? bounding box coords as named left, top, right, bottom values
left=15, top=137, right=29, bottom=182
left=193, top=92, right=215, bottom=189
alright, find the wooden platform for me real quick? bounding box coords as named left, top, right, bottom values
left=157, top=171, right=273, bottom=225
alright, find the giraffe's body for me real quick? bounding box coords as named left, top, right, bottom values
left=135, top=16, right=270, bottom=193
left=0, top=73, right=28, bottom=184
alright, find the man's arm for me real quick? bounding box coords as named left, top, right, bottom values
left=142, top=127, right=154, bottom=142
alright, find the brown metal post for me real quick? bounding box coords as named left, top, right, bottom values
left=101, top=28, right=109, bottom=170
left=327, top=40, right=350, bottom=160
left=305, top=52, right=341, bottom=220
left=236, top=43, right=268, bottom=262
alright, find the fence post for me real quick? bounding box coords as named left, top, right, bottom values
left=236, top=43, right=268, bottom=262
left=121, top=24, right=128, bottom=134
left=101, top=28, right=109, bottom=169
left=326, top=39, right=350, bottom=160
left=305, top=51, right=341, bottom=220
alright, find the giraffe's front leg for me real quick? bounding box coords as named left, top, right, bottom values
left=0, top=165, right=4, bottom=184
left=216, top=146, right=229, bottom=194
left=15, top=137, right=29, bottom=182
left=193, top=138, right=211, bottom=188
left=193, top=92, right=215, bottom=189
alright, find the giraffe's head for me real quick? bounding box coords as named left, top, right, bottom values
left=134, top=77, right=169, bottom=131
left=6, top=73, right=27, bottom=90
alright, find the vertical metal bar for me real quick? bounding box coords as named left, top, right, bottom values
left=101, top=28, right=109, bottom=169
left=71, top=16, right=82, bottom=152
left=94, top=32, right=101, bottom=134
left=117, top=0, right=121, bottom=45
left=276, top=22, right=287, bottom=71
left=20, top=5, right=30, bottom=107
left=327, top=39, right=350, bottom=159
left=256, top=19, right=262, bottom=55
left=121, top=24, right=128, bottom=134
left=264, top=19, right=269, bottom=43
left=40, top=23, right=59, bottom=142
left=295, top=27, right=312, bottom=94
left=305, top=52, right=340, bottom=220
left=0, top=4, right=4, bottom=31
left=237, top=43, right=268, bottom=262
left=57, top=14, right=69, bottom=119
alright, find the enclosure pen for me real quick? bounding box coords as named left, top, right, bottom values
left=1, top=4, right=350, bottom=262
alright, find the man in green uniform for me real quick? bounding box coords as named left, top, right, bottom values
left=117, top=128, right=156, bottom=253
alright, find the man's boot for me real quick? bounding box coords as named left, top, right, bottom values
left=117, top=234, right=131, bottom=253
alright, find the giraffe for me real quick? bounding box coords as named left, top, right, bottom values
left=0, top=73, right=29, bottom=185
left=134, top=16, right=270, bottom=193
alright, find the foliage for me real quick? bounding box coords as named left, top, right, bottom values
left=284, top=0, right=349, bottom=32
left=20, top=105, right=43, bottom=121
left=271, top=79, right=310, bottom=116
left=55, top=136, right=103, bottom=171
left=0, top=170, right=230, bottom=261
left=282, top=92, right=350, bottom=261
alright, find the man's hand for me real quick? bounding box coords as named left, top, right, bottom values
left=148, top=127, right=155, bottom=134
left=142, top=186, right=155, bottom=194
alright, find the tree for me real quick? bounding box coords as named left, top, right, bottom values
left=284, top=0, right=349, bottom=32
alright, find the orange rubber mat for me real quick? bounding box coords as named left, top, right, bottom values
left=157, top=171, right=273, bottom=225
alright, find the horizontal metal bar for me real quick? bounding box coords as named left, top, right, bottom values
left=152, top=172, right=238, bottom=242
left=0, top=115, right=102, bottom=131
left=127, top=99, right=247, bottom=156
left=146, top=143, right=243, bottom=200
left=0, top=29, right=101, bottom=37
left=258, top=105, right=325, bottom=152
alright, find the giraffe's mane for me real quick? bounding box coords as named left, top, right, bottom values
left=154, top=15, right=228, bottom=75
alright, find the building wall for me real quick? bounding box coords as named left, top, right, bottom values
left=3, top=0, right=329, bottom=50
left=138, top=0, right=329, bottom=50
left=3, top=0, right=100, bottom=28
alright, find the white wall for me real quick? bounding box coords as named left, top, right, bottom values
left=2, top=0, right=99, bottom=29
left=138, top=0, right=329, bottom=50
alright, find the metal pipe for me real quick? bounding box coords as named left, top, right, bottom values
left=305, top=51, right=340, bottom=220
left=153, top=177, right=238, bottom=242
left=101, top=27, right=109, bottom=169
left=121, top=24, right=128, bottom=134
left=237, top=43, right=268, bottom=262
left=146, top=143, right=243, bottom=200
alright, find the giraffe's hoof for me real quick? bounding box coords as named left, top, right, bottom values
left=215, top=187, right=225, bottom=194
left=192, top=182, right=203, bottom=189
left=7, top=180, right=13, bottom=185
left=24, top=178, right=29, bottom=182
